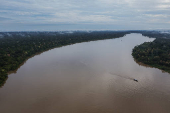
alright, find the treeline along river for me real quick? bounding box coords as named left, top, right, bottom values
left=1, top=31, right=170, bottom=87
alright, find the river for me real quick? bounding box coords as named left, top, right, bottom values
left=0, top=33, right=170, bottom=113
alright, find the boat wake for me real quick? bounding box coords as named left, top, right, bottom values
left=109, top=72, right=138, bottom=82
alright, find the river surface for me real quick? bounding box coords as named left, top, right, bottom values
left=1, top=33, right=170, bottom=113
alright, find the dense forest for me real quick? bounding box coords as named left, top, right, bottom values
left=0, top=31, right=130, bottom=87
left=132, top=34, right=170, bottom=73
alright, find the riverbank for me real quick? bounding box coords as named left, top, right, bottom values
left=132, top=38, right=170, bottom=73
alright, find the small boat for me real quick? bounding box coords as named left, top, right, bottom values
left=134, top=79, right=138, bottom=82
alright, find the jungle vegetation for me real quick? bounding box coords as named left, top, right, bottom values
left=132, top=36, right=170, bottom=73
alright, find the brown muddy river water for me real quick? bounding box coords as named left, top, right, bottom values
left=1, top=33, right=170, bottom=113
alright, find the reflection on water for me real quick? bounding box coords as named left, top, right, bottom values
left=0, top=33, right=170, bottom=113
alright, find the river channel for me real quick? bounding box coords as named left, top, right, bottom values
left=0, top=33, right=170, bottom=113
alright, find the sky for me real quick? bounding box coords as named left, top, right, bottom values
left=0, top=0, right=170, bottom=31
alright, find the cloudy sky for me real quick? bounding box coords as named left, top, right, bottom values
left=0, top=0, right=170, bottom=31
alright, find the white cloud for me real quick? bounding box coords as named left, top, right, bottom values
left=144, top=14, right=169, bottom=18
left=157, top=5, right=170, bottom=9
